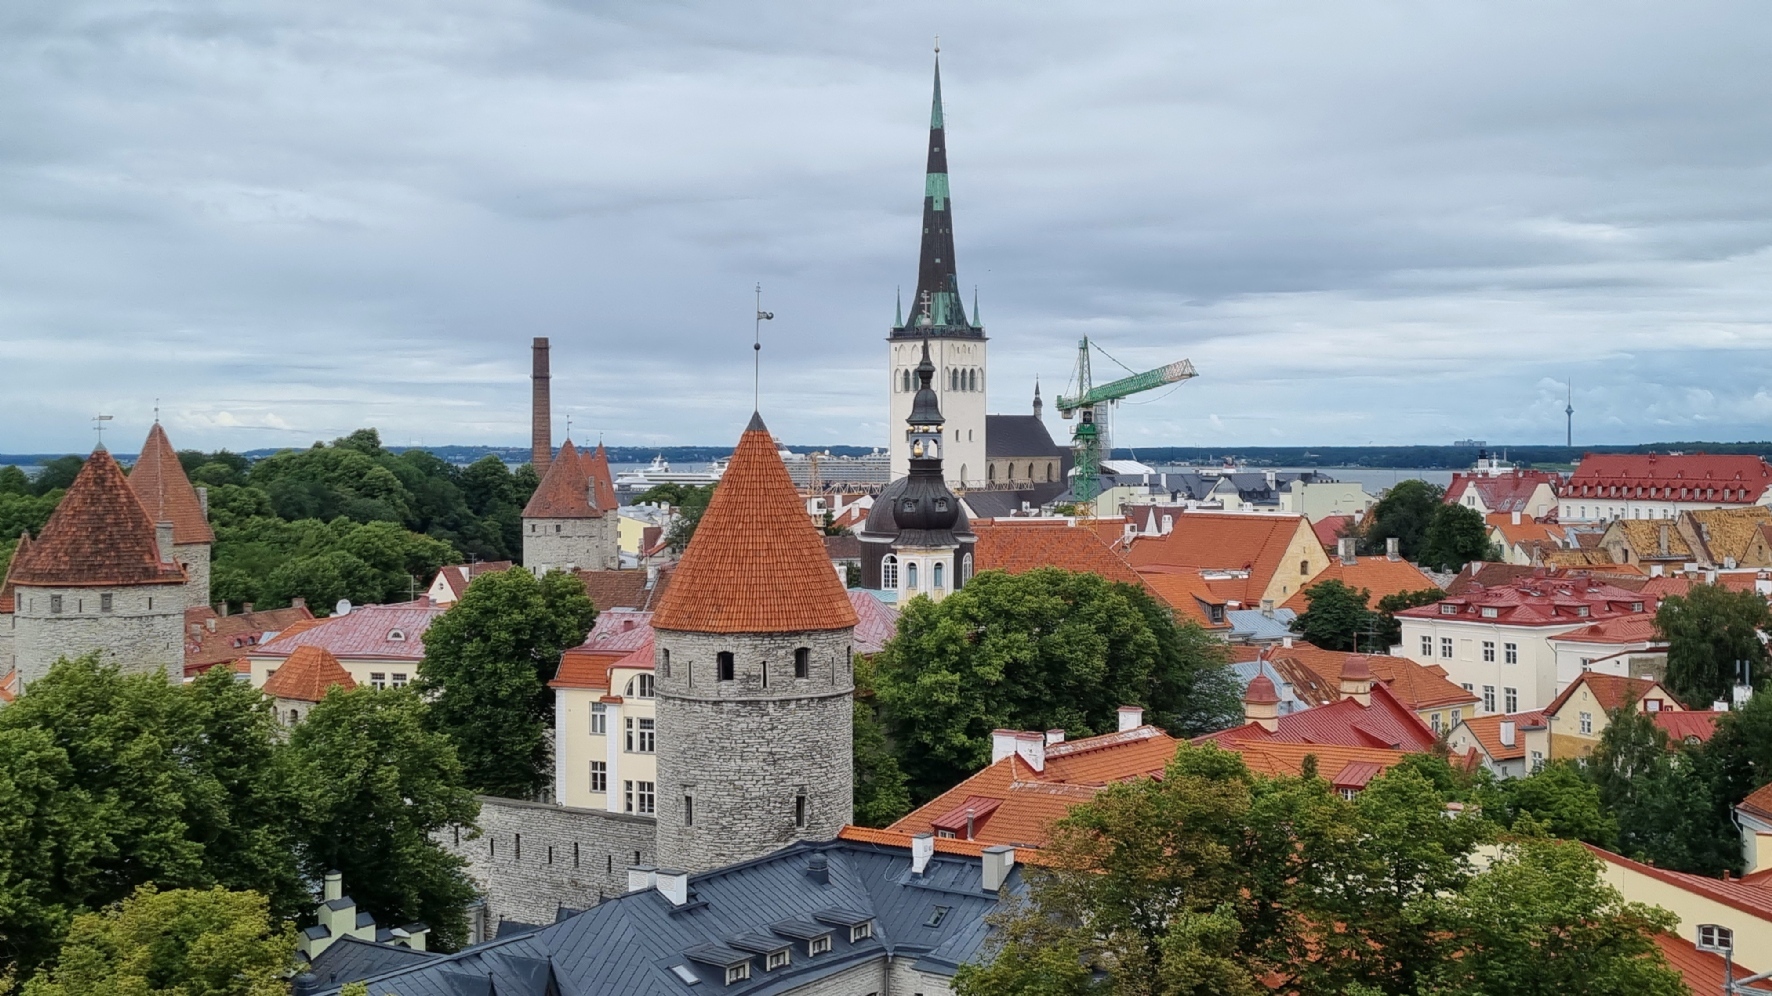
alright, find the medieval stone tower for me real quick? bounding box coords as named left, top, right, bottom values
left=889, top=53, right=987, bottom=487
left=127, top=422, right=214, bottom=608
left=521, top=439, right=619, bottom=574
left=650, top=413, right=859, bottom=873
left=7, top=447, right=187, bottom=685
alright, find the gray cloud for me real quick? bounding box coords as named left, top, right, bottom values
left=3, top=0, right=1772, bottom=452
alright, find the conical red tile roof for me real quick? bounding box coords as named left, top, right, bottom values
left=0, top=532, right=30, bottom=613
left=262, top=645, right=356, bottom=702
left=652, top=413, right=858, bottom=634
left=127, top=424, right=215, bottom=545
left=8, top=449, right=187, bottom=588
left=521, top=440, right=613, bottom=519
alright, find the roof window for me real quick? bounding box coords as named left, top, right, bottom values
left=1480, top=606, right=1499, bottom=619
left=388, top=629, right=406, bottom=642
left=668, top=965, right=700, bottom=985
left=1440, top=603, right=1458, bottom=615
left=925, top=905, right=951, bottom=928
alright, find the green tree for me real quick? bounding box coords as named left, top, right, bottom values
left=1588, top=706, right=1737, bottom=874
left=851, top=655, right=911, bottom=828
left=1418, top=502, right=1493, bottom=572
left=418, top=568, right=596, bottom=797
left=1372, top=587, right=1446, bottom=647
left=23, top=886, right=295, bottom=996
left=1290, top=579, right=1373, bottom=652
left=1363, top=479, right=1444, bottom=561
left=31, top=457, right=84, bottom=496
left=288, top=687, right=480, bottom=951
left=1498, top=762, right=1618, bottom=847
left=1655, top=582, right=1769, bottom=706
left=1423, top=836, right=1684, bottom=996
left=0, top=465, right=30, bottom=495
left=876, top=569, right=1240, bottom=801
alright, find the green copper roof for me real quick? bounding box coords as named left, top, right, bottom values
left=930, top=57, right=944, bottom=129
left=924, top=172, right=949, bottom=211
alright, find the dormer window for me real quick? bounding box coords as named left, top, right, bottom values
left=934, top=498, right=948, bottom=512
left=388, top=629, right=406, bottom=642
left=626, top=674, right=656, bottom=698
left=1440, top=603, right=1458, bottom=615
left=902, top=498, right=918, bottom=513
left=850, top=921, right=873, bottom=943
left=766, top=950, right=790, bottom=971
left=808, top=936, right=831, bottom=956
left=1480, top=606, right=1498, bottom=619
left=725, top=964, right=750, bottom=985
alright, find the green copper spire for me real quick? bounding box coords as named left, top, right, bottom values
left=930, top=52, right=944, bottom=129
left=895, top=287, right=904, bottom=327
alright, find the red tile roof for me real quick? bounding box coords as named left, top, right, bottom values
left=1455, top=711, right=1545, bottom=762
left=1311, top=515, right=1356, bottom=550
left=1198, top=681, right=1438, bottom=752
left=1123, top=514, right=1311, bottom=593
left=0, top=532, right=28, bottom=613
left=1568, top=453, right=1772, bottom=504
left=651, top=415, right=858, bottom=634
left=261, top=645, right=356, bottom=702
left=1226, top=741, right=1419, bottom=783
left=553, top=609, right=656, bottom=690
left=521, top=440, right=616, bottom=519
left=126, top=424, right=215, bottom=545
left=1654, top=710, right=1722, bottom=745
left=1652, top=933, right=1761, bottom=993
left=1552, top=615, right=1663, bottom=646
left=834, top=825, right=1060, bottom=866
left=849, top=589, right=899, bottom=655
left=1245, top=642, right=1478, bottom=712
left=1280, top=555, right=1439, bottom=613
left=1587, top=843, right=1772, bottom=923
left=183, top=604, right=316, bottom=675
left=971, top=519, right=1144, bottom=586
left=1739, top=783, right=1772, bottom=822
left=1542, top=672, right=1667, bottom=718
left=1485, top=512, right=1566, bottom=549
left=8, top=448, right=188, bottom=588
left=575, top=566, right=674, bottom=612
left=1136, top=567, right=1235, bottom=629
left=430, top=561, right=514, bottom=601
left=254, top=601, right=444, bottom=661
left=1444, top=470, right=1561, bottom=513
left=1396, top=573, right=1653, bottom=628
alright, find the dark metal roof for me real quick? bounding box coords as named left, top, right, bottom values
left=307, top=936, right=440, bottom=987
left=959, top=482, right=1071, bottom=520
left=318, top=841, right=1021, bottom=996
left=984, top=415, right=1065, bottom=460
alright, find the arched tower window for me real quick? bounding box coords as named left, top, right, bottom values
left=906, top=562, right=919, bottom=590
left=961, top=553, right=973, bottom=585
left=933, top=562, right=945, bottom=589
left=969, top=369, right=978, bottom=391
left=988, top=464, right=996, bottom=482
left=881, top=555, right=898, bottom=590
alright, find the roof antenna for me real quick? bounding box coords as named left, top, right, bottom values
left=92, top=413, right=114, bottom=450
left=754, top=283, right=774, bottom=412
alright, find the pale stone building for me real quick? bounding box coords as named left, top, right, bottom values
left=651, top=411, right=859, bottom=874
left=126, top=423, right=214, bottom=608
left=522, top=440, right=619, bottom=574
left=550, top=609, right=658, bottom=813
left=5, top=447, right=187, bottom=686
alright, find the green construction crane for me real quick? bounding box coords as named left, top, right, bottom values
left=1055, top=338, right=1197, bottom=506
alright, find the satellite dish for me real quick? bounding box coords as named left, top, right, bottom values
left=334, top=599, right=352, bottom=617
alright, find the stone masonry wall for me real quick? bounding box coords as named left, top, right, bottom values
left=13, top=582, right=184, bottom=685
left=522, top=516, right=619, bottom=573
left=174, top=542, right=210, bottom=610
left=443, top=796, right=657, bottom=928
left=654, top=627, right=854, bottom=874
left=0, top=616, right=14, bottom=679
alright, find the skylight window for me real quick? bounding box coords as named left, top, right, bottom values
left=925, top=905, right=951, bottom=928
left=669, top=965, right=700, bottom=985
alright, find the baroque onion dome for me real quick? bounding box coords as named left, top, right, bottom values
left=861, top=342, right=976, bottom=589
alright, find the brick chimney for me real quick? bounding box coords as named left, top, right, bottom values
left=1244, top=676, right=1280, bottom=731
left=532, top=337, right=552, bottom=477
left=1339, top=655, right=1373, bottom=706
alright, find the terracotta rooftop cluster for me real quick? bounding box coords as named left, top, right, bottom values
left=7, top=448, right=188, bottom=588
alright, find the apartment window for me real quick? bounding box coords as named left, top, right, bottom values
left=808, top=936, right=831, bottom=956
left=1482, top=685, right=1496, bottom=712
left=1505, top=687, right=1518, bottom=713
left=591, top=703, right=607, bottom=735
left=1462, top=682, right=1474, bottom=692
left=100, top=593, right=113, bottom=612
left=370, top=672, right=387, bottom=691
left=1421, top=635, right=1433, bottom=657
left=626, top=673, right=655, bottom=698
left=1579, top=711, right=1593, bottom=735
left=1431, top=713, right=1442, bottom=733
left=635, top=781, right=655, bottom=815
left=624, top=781, right=634, bottom=813
left=1504, top=643, right=1518, bottom=664
left=390, top=673, right=408, bottom=689
left=1451, top=708, right=1463, bottom=725
left=961, top=553, right=973, bottom=584
left=717, top=651, right=735, bottom=682
left=794, top=647, right=810, bottom=679
left=589, top=761, right=607, bottom=794
left=933, top=561, right=945, bottom=589
left=1340, top=787, right=1359, bottom=801
left=794, top=792, right=808, bottom=829
left=1440, top=603, right=1459, bottom=615
left=1481, top=606, right=1499, bottom=619
left=881, top=555, right=898, bottom=589
left=1208, top=604, right=1226, bottom=624
left=1482, top=641, right=1495, bottom=662
left=50, top=595, right=62, bottom=615
left=1530, top=751, right=1544, bottom=773
left=1645, top=698, right=1663, bottom=713
left=1300, top=560, right=1310, bottom=575
left=1440, top=637, right=1453, bottom=659
left=626, top=717, right=655, bottom=753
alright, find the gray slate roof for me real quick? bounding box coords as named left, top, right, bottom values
left=307, top=936, right=440, bottom=988
left=985, top=414, right=1065, bottom=459
left=319, top=841, right=1022, bottom=996
left=961, top=482, right=1071, bottom=520
left=1224, top=607, right=1298, bottom=642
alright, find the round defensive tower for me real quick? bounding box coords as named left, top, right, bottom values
left=650, top=412, right=859, bottom=874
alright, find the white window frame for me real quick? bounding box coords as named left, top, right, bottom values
left=881, top=555, right=898, bottom=590
left=591, top=703, right=607, bottom=735
left=1504, top=643, right=1518, bottom=665
left=589, top=760, right=607, bottom=794
left=1482, top=641, right=1495, bottom=662
left=1440, top=637, right=1454, bottom=659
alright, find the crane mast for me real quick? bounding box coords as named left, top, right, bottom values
left=1055, top=338, right=1197, bottom=507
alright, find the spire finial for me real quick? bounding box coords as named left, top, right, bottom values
left=895, top=286, right=903, bottom=327
left=92, top=413, right=113, bottom=451
left=754, top=284, right=774, bottom=413
left=154, top=398, right=160, bottom=424
left=934, top=35, right=940, bottom=55
left=973, top=285, right=980, bottom=325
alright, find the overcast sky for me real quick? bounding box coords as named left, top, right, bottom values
left=5, top=1, right=1772, bottom=454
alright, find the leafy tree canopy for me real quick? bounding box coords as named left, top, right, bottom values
left=1418, top=501, right=1495, bottom=572
left=23, top=886, right=295, bottom=996
left=875, top=569, right=1242, bottom=802
left=1362, top=478, right=1444, bottom=561
left=418, top=568, right=596, bottom=798
left=1655, top=582, right=1768, bottom=706
left=851, top=654, right=910, bottom=827
left=1290, top=579, right=1374, bottom=652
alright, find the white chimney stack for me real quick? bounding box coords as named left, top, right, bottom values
left=1386, top=536, right=1400, bottom=561
left=323, top=870, right=342, bottom=902
left=1499, top=721, right=1516, bottom=747
left=1511, top=510, right=1522, bottom=526
left=1118, top=705, right=1144, bottom=732
left=627, top=866, right=657, bottom=893
left=981, top=845, right=1016, bottom=893
left=991, top=730, right=1018, bottom=764
left=655, top=869, right=689, bottom=906
left=1014, top=731, right=1046, bottom=772
left=1338, top=537, right=1357, bottom=567
left=911, top=833, right=935, bottom=876
left=1046, top=728, right=1065, bottom=744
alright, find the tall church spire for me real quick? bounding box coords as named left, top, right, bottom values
left=908, top=52, right=974, bottom=331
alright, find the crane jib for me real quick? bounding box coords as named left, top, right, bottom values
left=1055, top=358, right=1197, bottom=413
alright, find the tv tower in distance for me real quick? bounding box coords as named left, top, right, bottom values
left=1565, top=381, right=1574, bottom=449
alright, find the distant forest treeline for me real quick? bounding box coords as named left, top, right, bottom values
left=7, top=441, right=1772, bottom=471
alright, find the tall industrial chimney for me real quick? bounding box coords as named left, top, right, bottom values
left=531, top=337, right=552, bottom=476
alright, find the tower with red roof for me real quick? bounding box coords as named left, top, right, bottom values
left=651, top=412, right=860, bottom=873
left=127, top=422, right=216, bottom=607
left=7, top=447, right=188, bottom=685
left=521, top=439, right=619, bottom=574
